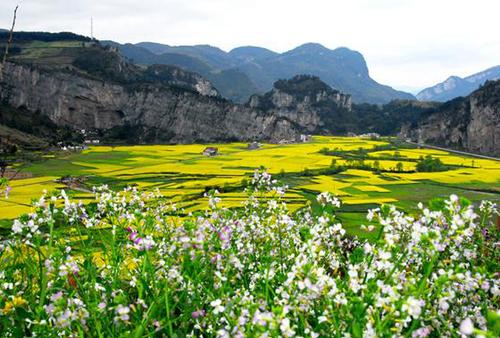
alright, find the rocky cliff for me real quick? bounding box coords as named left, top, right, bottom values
left=249, top=75, right=352, bottom=134
left=0, top=49, right=352, bottom=144
left=401, top=80, right=500, bottom=156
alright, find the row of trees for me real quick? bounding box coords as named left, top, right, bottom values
left=416, top=155, right=448, bottom=172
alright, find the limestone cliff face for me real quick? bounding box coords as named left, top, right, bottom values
left=0, top=62, right=286, bottom=143
left=401, top=80, right=500, bottom=156
left=0, top=63, right=351, bottom=144
left=466, top=87, right=500, bottom=155
left=249, top=75, right=352, bottom=134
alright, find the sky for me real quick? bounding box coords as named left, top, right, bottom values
left=1, top=0, right=499, bottom=93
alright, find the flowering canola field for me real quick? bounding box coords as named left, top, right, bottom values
left=1, top=136, right=499, bottom=230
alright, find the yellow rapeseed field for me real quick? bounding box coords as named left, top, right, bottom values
left=1, top=137, right=499, bottom=220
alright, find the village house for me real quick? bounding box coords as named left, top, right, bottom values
left=247, top=142, right=260, bottom=150
left=359, top=133, right=380, bottom=139
left=203, top=147, right=218, bottom=156
left=299, top=134, right=312, bottom=142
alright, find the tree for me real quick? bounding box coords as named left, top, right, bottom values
left=416, top=155, right=447, bottom=172
left=0, top=140, right=17, bottom=177
left=278, top=169, right=286, bottom=179
left=396, top=162, right=404, bottom=172
left=330, top=159, right=337, bottom=169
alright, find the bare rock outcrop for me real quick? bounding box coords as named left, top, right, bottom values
left=401, top=80, right=500, bottom=156
left=0, top=57, right=352, bottom=144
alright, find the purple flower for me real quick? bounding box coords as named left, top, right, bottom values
left=191, top=309, right=206, bottom=319
left=211, top=253, right=222, bottom=264
left=4, top=186, right=11, bottom=198
left=50, top=291, right=63, bottom=302
left=218, top=226, right=232, bottom=243
left=129, top=231, right=139, bottom=241
left=481, top=227, right=489, bottom=239
left=142, top=239, right=153, bottom=250
left=412, top=326, right=432, bottom=337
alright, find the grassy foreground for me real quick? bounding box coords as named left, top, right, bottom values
left=0, top=170, right=498, bottom=337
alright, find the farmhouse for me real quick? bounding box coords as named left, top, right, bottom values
left=359, top=133, right=380, bottom=139
left=203, top=147, right=218, bottom=156
left=248, top=142, right=260, bottom=150
left=299, top=134, right=312, bottom=142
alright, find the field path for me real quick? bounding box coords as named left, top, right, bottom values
left=404, top=141, right=500, bottom=161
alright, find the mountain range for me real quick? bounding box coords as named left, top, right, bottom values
left=0, top=32, right=432, bottom=145
left=104, top=40, right=415, bottom=104
left=0, top=43, right=356, bottom=144
left=417, top=66, right=500, bottom=102
left=1, top=31, right=499, bottom=156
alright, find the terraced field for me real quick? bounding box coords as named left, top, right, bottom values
left=1, top=136, right=499, bottom=237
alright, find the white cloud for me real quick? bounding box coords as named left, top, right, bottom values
left=1, top=0, right=499, bottom=91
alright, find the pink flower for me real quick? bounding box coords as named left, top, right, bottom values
left=129, top=231, right=140, bottom=243
left=211, top=253, right=222, bottom=264
left=191, top=309, right=206, bottom=319
left=412, top=326, right=432, bottom=337
left=4, top=186, right=11, bottom=199
left=218, top=226, right=232, bottom=245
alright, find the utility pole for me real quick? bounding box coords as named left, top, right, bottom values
left=1, top=5, right=19, bottom=80
left=91, top=17, right=94, bottom=40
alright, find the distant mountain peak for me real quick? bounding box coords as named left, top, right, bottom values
left=441, top=76, right=467, bottom=90
left=332, top=46, right=360, bottom=55
left=228, top=46, right=278, bottom=64
left=464, top=65, right=500, bottom=84
left=417, top=66, right=500, bottom=102
left=229, top=46, right=276, bottom=53
left=289, top=43, right=330, bottom=54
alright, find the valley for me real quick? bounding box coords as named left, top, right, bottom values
left=2, top=136, right=498, bottom=239
left=0, top=8, right=499, bottom=334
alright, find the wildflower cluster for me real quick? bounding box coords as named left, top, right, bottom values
left=0, top=171, right=498, bottom=337
left=0, top=178, right=10, bottom=199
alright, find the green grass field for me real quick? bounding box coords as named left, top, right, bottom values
left=1, top=136, right=499, bottom=237
left=7, top=40, right=90, bottom=65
